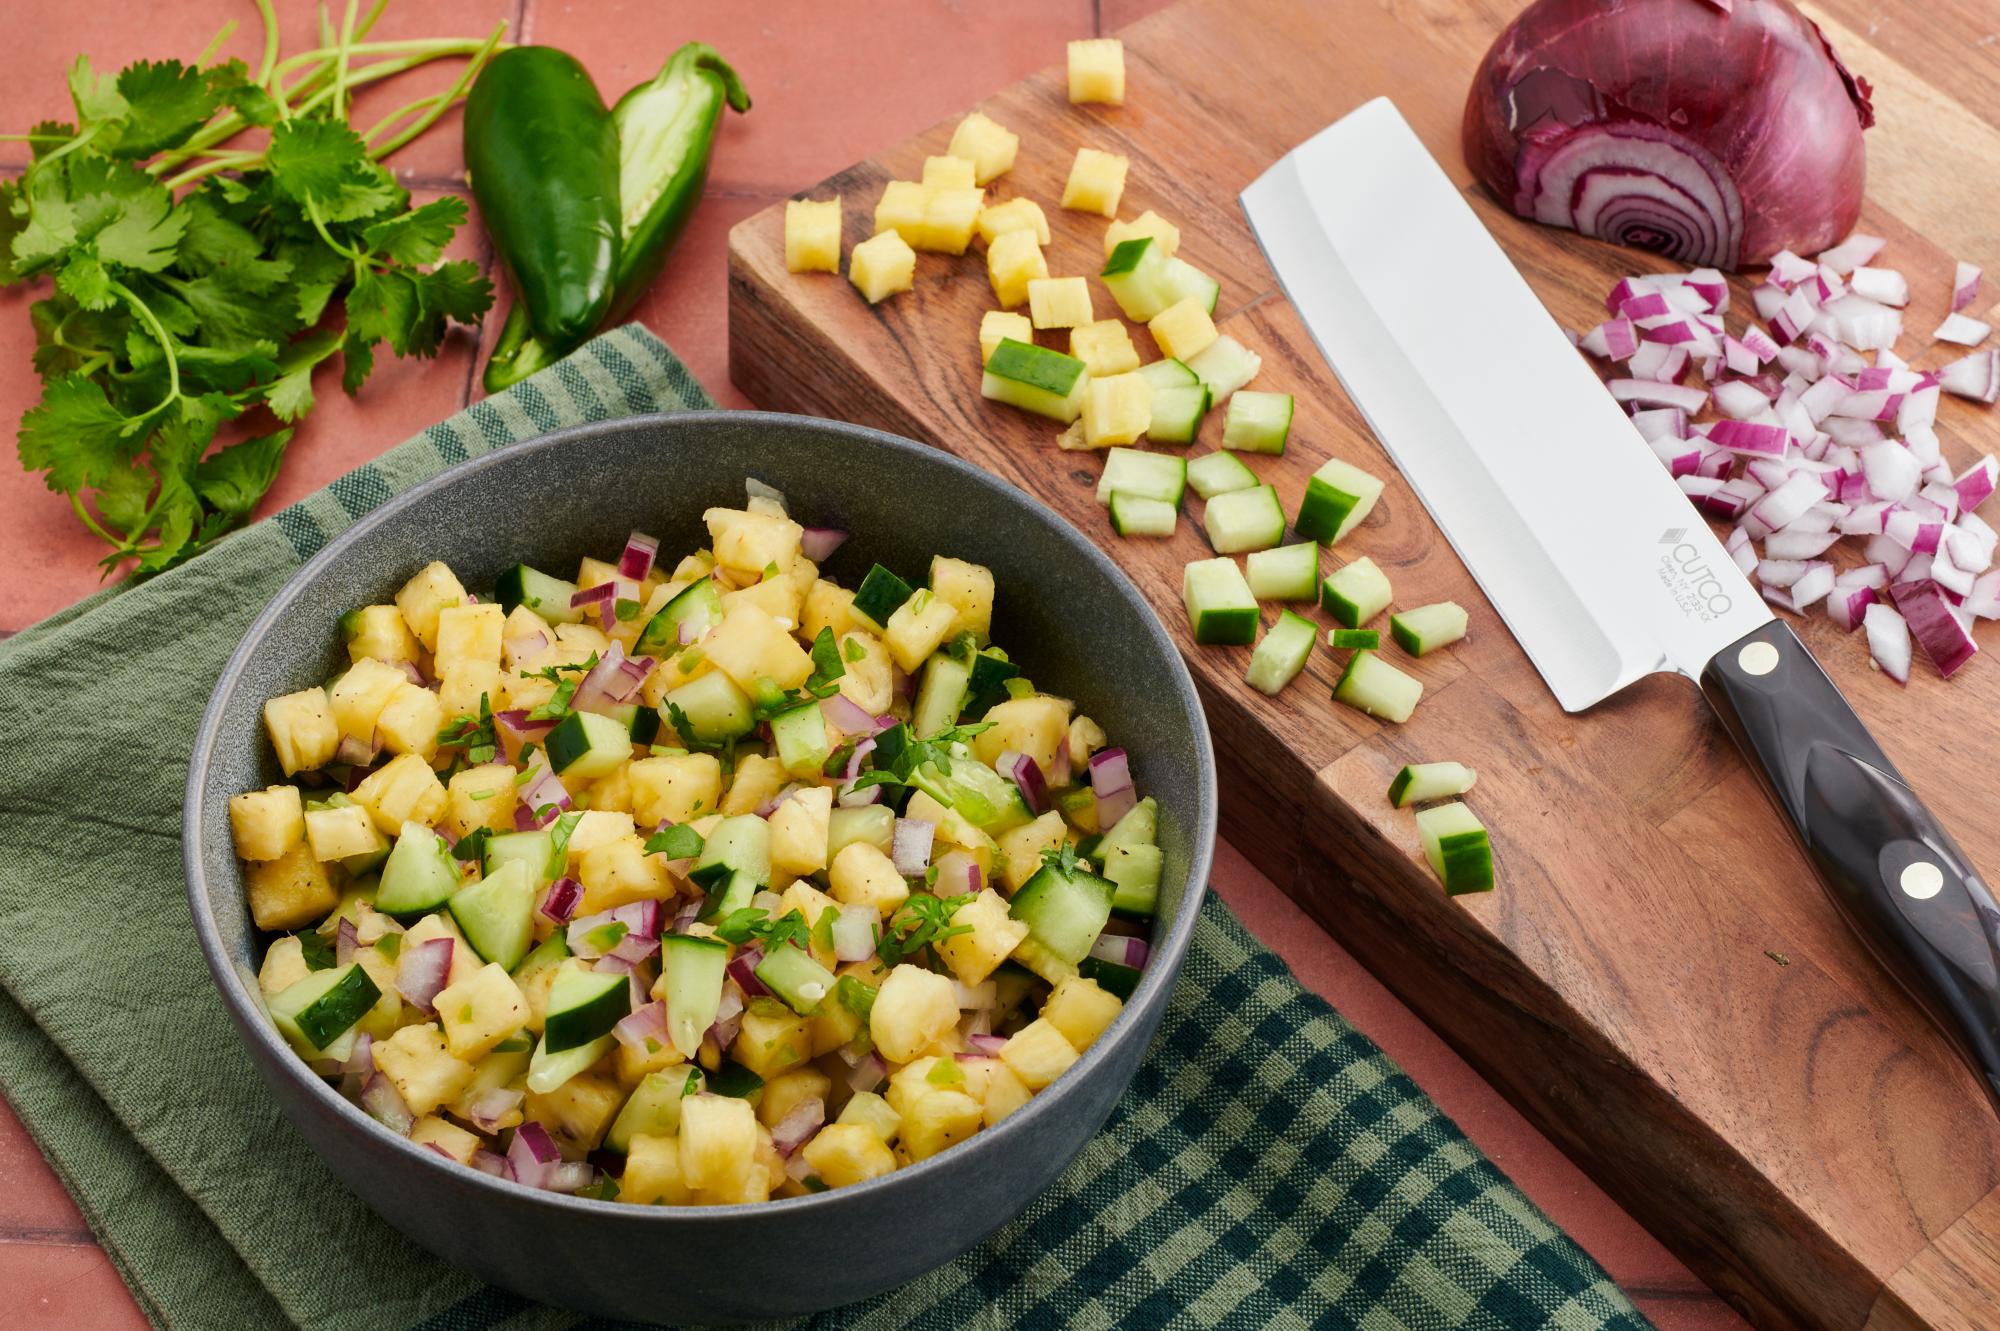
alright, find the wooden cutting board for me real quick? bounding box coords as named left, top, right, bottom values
left=725, top=0, right=2000, bottom=1324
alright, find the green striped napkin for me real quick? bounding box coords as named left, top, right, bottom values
left=0, top=326, right=1652, bottom=1331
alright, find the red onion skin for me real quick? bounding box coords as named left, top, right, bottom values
left=1463, top=0, right=1871, bottom=269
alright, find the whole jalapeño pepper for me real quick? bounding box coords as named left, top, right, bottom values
left=481, top=43, right=749, bottom=392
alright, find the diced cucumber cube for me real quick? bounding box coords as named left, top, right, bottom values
left=982, top=339, right=1090, bottom=422
left=544, top=968, right=632, bottom=1053
left=635, top=576, right=721, bottom=654
left=1202, top=484, right=1286, bottom=554
left=1009, top=863, right=1117, bottom=965
left=546, top=709, right=633, bottom=781
left=528, top=1033, right=613, bottom=1094
left=1319, top=556, right=1393, bottom=629
left=1094, top=447, right=1187, bottom=506
left=661, top=670, right=755, bottom=745
left=447, top=859, right=536, bottom=970
left=1137, top=358, right=1199, bottom=391
left=1146, top=384, right=1211, bottom=444
left=376, top=822, right=460, bottom=915
left=1097, top=796, right=1157, bottom=856
left=1109, top=492, right=1178, bottom=537
left=662, top=934, right=728, bottom=1059
left=607, top=1068, right=701, bottom=1152
left=1222, top=391, right=1294, bottom=455
left=770, top=700, right=832, bottom=776
left=1245, top=610, right=1318, bottom=696
left=1182, top=558, right=1258, bottom=645
left=827, top=804, right=895, bottom=858
left=1388, top=762, right=1478, bottom=809
left=1158, top=257, right=1220, bottom=315
left=755, top=943, right=838, bottom=1016
left=1185, top=334, right=1261, bottom=403
left=269, top=963, right=380, bottom=1056
left=1244, top=542, right=1319, bottom=601
left=1102, top=842, right=1162, bottom=916
left=851, top=563, right=915, bottom=630
left=1100, top=237, right=1175, bottom=321
left=1294, top=457, right=1385, bottom=545
left=912, top=653, right=971, bottom=740
left=1389, top=602, right=1470, bottom=657
left=1332, top=650, right=1422, bottom=723
left=494, top=564, right=584, bottom=624
left=1415, top=802, right=1494, bottom=895
left=1185, top=451, right=1260, bottom=500
left=1328, top=628, right=1380, bottom=649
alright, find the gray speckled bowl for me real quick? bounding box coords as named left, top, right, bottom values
left=184, top=412, right=1215, bottom=1324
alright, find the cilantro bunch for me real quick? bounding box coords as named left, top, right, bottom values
left=5, top=0, right=505, bottom=576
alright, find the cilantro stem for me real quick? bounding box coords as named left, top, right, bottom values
left=308, top=202, right=363, bottom=262
left=109, top=279, right=181, bottom=409
left=67, top=493, right=122, bottom=549
left=331, top=0, right=360, bottom=122
left=196, top=19, right=239, bottom=68
left=364, top=23, right=505, bottom=160
left=161, top=150, right=262, bottom=192
left=254, top=0, right=281, bottom=86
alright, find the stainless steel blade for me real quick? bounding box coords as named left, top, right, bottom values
left=1241, top=98, right=1772, bottom=712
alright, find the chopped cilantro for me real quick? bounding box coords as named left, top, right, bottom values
left=525, top=653, right=596, bottom=722
left=712, top=906, right=812, bottom=952
left=644, top=822, right=704, bottom=860
left=451, top=826, right=492, bottom=864
left=546, top=809, right=584, bottom=876
left=1041, top=842, right=1085, bottom=878
left=295, top=929, right=336, bottom=971
left=875, top=893, right=974, bottom=967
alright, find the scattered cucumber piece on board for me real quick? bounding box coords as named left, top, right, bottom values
left=1203, top=484, right=1286, bottom=554
left=528, top=1032, right=613, bottom=1094
left=544, top=967, right=633, bottom=1052
left=1137, top=358, right=1199, bottom=390
left=1390, top=601, right=1469, bottom=657
left=1388, top=762, right=1478, bottom=808
left=1109, top=492, right=1178, bottom=537
left=1182, top=558, right=1259, bottom=645
left=635, top=576, right=721, bottom=654
left=1185, top=334, right=1261, bottom=403
left=1245, top=609, right=1318, bottom=696
left=1244, top=542, right=1319, bottom=601
left=1100, top=237, right=1175, bottom=321
left=1332, top=650, right=1422, bottom=723
left=447, top=859, right=537, bottom=970
left=376, top=822, right=460, bottom=915
left=1415, top=802, right=1494, bottom=895
left=1185, top=451, right=1259, bottom=500
left=269, top=963, right=380, bottom=1055
left=851, top=563, right=916, bottom=629
left=1328, top=628, right=1380, bottom=649
left=494, top=565, right=585, bottom=623
left=1319, top=557, right=1393, bottom=629
left=1146, top=384, right=1211, bottom=444
left=981, top=339, right=1090, bottom=422
left=1222, top=391, right=1294, bottom=455
left=1094, top=447, right=1186, bottom=506
left=1294, top=457, right=1385, bottom=544
left=1159, top=257, right=1220, bottom=315
left=662, top=934, right=729, bottom=1058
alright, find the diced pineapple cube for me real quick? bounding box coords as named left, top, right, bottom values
left=263, top=688, right=339, bottom=776
left=1104, top=210, right=1180, bottom=259
left=785, top=197, right=842, bottom=274
left=900, top=1089, right=983, bottom=1161
left=798, top=1123, right=894, bottom=1188
left=1066, top=715, right=1107, bottom=776
left=1083, top=372, right=1152, bottom=447
left=704, top=507, right=805, bottom=576
left=1149, top=297, right=1218, bottom=363
left=770, top=787, right=835, bottom=876
left=703, top=604, right=814, bottom=693
left=1069, top=320, right=1141, bottom=377
left=555, top=622, right=611, bottom=654
left=565, top=810, right=636, bottom=868
left=882, top=589, right=959, bottom=672
left=829, top=842, right=911, bottom=917
left=435, top=603, right=504, bottom=677
left=230, top=785, right=304, bottom=862
left=999, top=1018, right=1080, bottom=1090
left=850, top=230, right=917, bottom=304
left=835, top=631, right=893, bottom=715
left=1028, top=276, right=1094, bottom=330
left=441, top=763, right=517, bottom=841
left=947, top=111, right=1019, bottom=185
left=1061, top=148, right=1129, bottom=218
left=733, top=1005, right=813, bottom=1080
left=577, top=835, right=672, bottom=914
left=872, top=180, right=931, bottom=247
left=996, top=810, right=1069, bottom=892
left=351, top=753, right=448, bottom=835
left=921, top=155, right=977, bottom=189
left=976, top=198, right=1049, bottom=248
left=405, top=912, right=483, bottom=988
left=870, top=964, right=960, bottom=1063
left=614, top=1025, right=686, bottom=1085
left=719, top=754, right=788, bottom=817
left=525, top=1071, right=625, bottom=1154
left=921, top=187, right=985, bottom=254
left=1043, top=975, right=1124, bottom=1051
left=972, top=695, right=1073, bottom=781
left=801, top=580, right=860, bottom=642
left=374, top=1023, right=477, bottom=1115
left=808, top=992, right=864, bottom=1058
left=586, top=765, right=636, bottom=817
left=435, top=962, right=529, bottom=1061
left=438, top=662, right=506, bottom=721
left=304, top=803, right=385, bottom=864
left=244, top=841, right=337, bottom=931
left=758, top=1066, right=833, bottom=1128
left=621, top=1133, right=694, bottom=1205
left=629, top=754, right=723, bottom=828
left=258, top=936, right=311, bottom=995
left=979, top=1059, right=1033, bottom=1127
left=1067, top=38, right=1126, bottom=105
left=932, top=889, right=1030, bottom=985
left=986, top=229, right=1048, bottom=309
left=500, top=605, right=553, bottom=669
left=680, top=1093, right=759, bottom=1195
left=394, top=562, right=468, bottom=653
left=328, top=656, right=408, bottom=743
left=837, top=1090, right=901, bottom=1143
left=409, top=1115, right=482, bottom=1165
left=885, top=1056, right=942, bottom=1119
left=927, top=556, right=995, bottom=641
left=375, top=681, right=444, bottom=760
left=344, top=605, right=422, bottom=667
left=980, top=310, right=1034, bottom=365
left=721, top=572, right=803, bottom=631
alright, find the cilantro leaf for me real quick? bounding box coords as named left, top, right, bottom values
left=804, top=626, right=846, bottom=696
left=17, top=373, right=139, bottom=493
left=112, top=60, right=219, bottom=158
left=265, top=118, right=400, bottom=222
left=644, top=823, right=705, bottom=859
left=194, top=429, right=290, bottom=518
left=361, top=196, right=468, bottom=267
left=1041, top=842, right=1085, bottom=878
left=876, top=893, right=974, bottom=967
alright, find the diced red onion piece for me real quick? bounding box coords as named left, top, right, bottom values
left=1817, top=234, right=1885, bottom=274
left=844, top=1051, right=887, bottom=1095
left=1846, top=266, right=1908, bottom=307
left=1629, top=407, right=1687, bottom=442
left=515, top=761, right=571, bottom=830
left=507, top=1121, right=563, bottom=1189
left=539, top=877, right=583, bottom=925
left=891, top=818, right=936, bottom=876
left=470, top=1149, right=509, bottom=1178
left=1706, top=419, right=1787, bottom=458
left=1088, top=933, right=1151, bottom=970
left=338, top=1032, right=374, bottom=1099
left=831, top=903, right=880, bottom=963
left=836, top=781, right=882, bottom=809
left=359, top=1072, right=414, bottom=1135
left=966, top=1033, right=1009, bottom=1057
left=1934, top=313, right=1993, bottom=348
left=1628, top=342, right=1689, bottom=383
left=800, top=527, right=848, bottom=562
left=569, top=582, right=618, bottom=610
left=727, top=946, right=770, bottom=998
left=819, top=693, right=878, bottom=736
left=593, top=954, right=646, bottom=1008
left=1966, top=570, right=2000, bottom=619
left=612, top=1001, right=671, bottom=1058
left=1790, top=561, right=1836, bottom=609
left=1827, top=584, right=1877, bottom=632
left=842, top=737, right=877, bottom=783
left=1580, top=318, right=1638, bottom=360
left=1860, top=442, right=1921, bottom=504
left=396, top=937, right=452, bottom=1013
left=1609, top=379, right=1707, bottom=412
left=770, top=1097, right=826, bottom=1158
left=618, top=531, right=660, bottom=582
left=998, top=751, right=1050, bottom=815
left=1890, top=581, right=1978, bottom=677
left=335, top=732, right=380, bottom=768
left=335, top=916, right=360, bottom=966
left=1953, top=261, right=1984, bottom=315
left=546, top=1162, right=597, bottom=1193
left=465, top=1086, right=524, bottom=1133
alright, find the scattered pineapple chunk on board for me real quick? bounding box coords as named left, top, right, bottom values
left=947, top=110, right=1019, bottom=184
left=1067, top=38, right=1126, bottom=106
left=1061, top=147, right=1130, bottom=218
left=784, top=198, right=842, bottom=274
left=849, top=231, right=916, bottom=304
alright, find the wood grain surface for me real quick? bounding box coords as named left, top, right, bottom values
left=725, top=0, right=2000, bottom=1325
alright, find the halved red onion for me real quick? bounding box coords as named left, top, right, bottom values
left=891, top=818, right=936, bottom=876
left=359, top=1072, right=414, bottom=1135
left=612, top=1001, right=671, bottom=1058
left=507, top=1122, right=563, bottom=1189
left=831, top=903, right=880, bottom=963
left=539, top=877, right=583, bottom=925
left=1890, top=580, right=1978, bottom=677
left=396, top=937, right=453, bottom=1013
left=618, top=532, right=660, bottom=582
left=1954, top=261, right=1984, bottom=314
left=801, top=527, right=848, bottom=562
left=770, top=1097, right=826, bottom=1158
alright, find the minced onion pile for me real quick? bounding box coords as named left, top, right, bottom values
left=1574, top=240, right=1999, bottom=682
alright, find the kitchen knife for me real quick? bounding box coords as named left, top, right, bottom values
left=1241, top=97, right=2000, bottom=1111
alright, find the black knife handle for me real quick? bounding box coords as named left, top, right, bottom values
left=1699, top=620, right=2000, bottom=1111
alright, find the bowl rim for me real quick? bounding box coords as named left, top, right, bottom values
left=184, top=409, right=1216, bottom=1223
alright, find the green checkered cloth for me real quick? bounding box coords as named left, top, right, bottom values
left=0, top=327, right=1652, bottom=1331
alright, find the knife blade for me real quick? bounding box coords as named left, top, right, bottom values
left=1242, top=97, right=2000, bottom=1111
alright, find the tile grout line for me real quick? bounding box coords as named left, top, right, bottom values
left=0, top=1226, right=100, bottom=1249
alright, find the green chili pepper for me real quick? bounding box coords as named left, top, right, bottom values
left=481, top=43, right=749, bottom=391
left=464, top=47, right=623, bottom=353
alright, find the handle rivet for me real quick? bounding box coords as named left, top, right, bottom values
left=1901, top=861, right=1945, bottom=900
left=1738, top=641, right=1781, bottom=676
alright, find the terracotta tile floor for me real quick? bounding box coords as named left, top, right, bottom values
left=0, top=1, right=1740, bottom=1326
